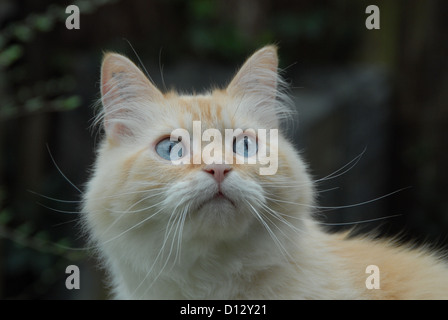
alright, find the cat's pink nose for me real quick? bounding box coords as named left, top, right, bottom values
left=203, top=164, right=232, bottom=183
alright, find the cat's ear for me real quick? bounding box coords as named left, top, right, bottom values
left=100, top=53, right=163, bottom=143
left=226, top=45, right=283, bottom=128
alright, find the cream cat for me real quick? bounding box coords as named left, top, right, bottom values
left=83, top=45, right=448, bottom=299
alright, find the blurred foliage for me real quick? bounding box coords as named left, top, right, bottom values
left=186, top=0, right=249, bottom=58
left=0, top=0, right=122, bottom=121
left=0, top=0, right=119, bottom=299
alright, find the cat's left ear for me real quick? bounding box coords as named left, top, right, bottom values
left=100, top=52, right=164, bottom=143
left=226, top=45, right=282, bottom=128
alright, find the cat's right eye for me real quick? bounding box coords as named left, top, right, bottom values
left=155, top=137, right=185, bottom=161
left=233, top=134, right=258, bottom=158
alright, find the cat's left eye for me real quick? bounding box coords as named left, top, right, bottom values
left=155, top=137, right=185, bottom=161
left=233, top=135, right=258, bottom=158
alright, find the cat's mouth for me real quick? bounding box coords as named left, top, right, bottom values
left=195, top=190, right=236, bottom=213
left=215, top=191, right=228, bottom=199
left=215, top=191, right=237, bottom=205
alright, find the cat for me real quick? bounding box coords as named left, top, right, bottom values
left=83, top=45, right=448, bottom=299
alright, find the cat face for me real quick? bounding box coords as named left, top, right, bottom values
left=84, top=46, right=313, bottom=247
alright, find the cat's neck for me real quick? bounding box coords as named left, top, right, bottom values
left=104, top=218, right=353, bottom=299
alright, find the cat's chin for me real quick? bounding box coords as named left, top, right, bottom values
left=188, top=193, right=255, bottom=238
left=195, top=192, right=236, bottom=214
left=196, top=197, right=237, bottom=217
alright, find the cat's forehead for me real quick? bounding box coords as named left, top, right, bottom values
left=177, top=94, right=224, bottom=121
left=162, top=91, right=238, bottom=131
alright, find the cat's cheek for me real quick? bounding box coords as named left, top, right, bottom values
left=129, top=150, right=191, bottom=183
left=105, top=122, right=135, bottom=146
left=231, top=160, right=261, bottom=178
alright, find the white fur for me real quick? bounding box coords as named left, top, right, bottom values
left=81, top=46, right=366, bottom=299
left=83, top=46, right=448, bottom=300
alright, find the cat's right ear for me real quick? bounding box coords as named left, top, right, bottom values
left=226, top=46, right=283, bottom=129
left=100, top=53, right=163, bottom=144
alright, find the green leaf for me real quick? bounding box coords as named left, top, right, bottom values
left=190, top=0, right=216, bottom=20
left=77, top=0, right=94, bottom=14
left=25, top=97, right=44, bottom=112
left=0, top=209, right=13, bottom=225
left=0, top=44, right=24, bottom=68
left=61, top=95, right=82, bottom=111
left=34, top=15, right=54, bottom=32
left=13, top=24, right=33, bottom=42
left=55, top=237, right=72, bottom=254
left=0, top=102, right=17, bottom=119
left=16, top=222, right=34, bottom=237
left=34, top=230, right=51, bottom=243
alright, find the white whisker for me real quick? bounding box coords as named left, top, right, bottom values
left=36, top=202, right=81, bottom=215
left=28, top=190, right=82, bottom=203
left=318, top=214, right=402, bottom=226
left=46, top=144, right=82, bottom=194
left=315, top=148, right=366, bottom=183
left=264, top=188, right=408, bottom=212
left=246, top=202, right=292, bottom=263
left=101, top=207, right=164, bottom=246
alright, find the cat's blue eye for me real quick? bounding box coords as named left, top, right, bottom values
left=233, top=135, right=257, bottom=158
left=155, top=138, right=185, bottom=161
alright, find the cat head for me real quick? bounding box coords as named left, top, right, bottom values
left=84, top=46, right=313, bottom=245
